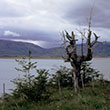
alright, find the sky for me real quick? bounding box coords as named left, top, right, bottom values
left=0, top=0, right=110, bottom=48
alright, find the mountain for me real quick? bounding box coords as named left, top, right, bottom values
left=47, top=43, right=110, bottom=57
left=93, top=42, right=110, bottom=56
left=0, top=40, right=110, bottom=57
left=0, top=40, right=45, bottom=57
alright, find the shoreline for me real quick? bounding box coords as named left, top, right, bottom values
left=0, top=56, right=110, bottom=59
left=0, top=56, right=63, bottom=59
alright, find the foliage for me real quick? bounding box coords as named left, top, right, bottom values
left=1, top=81, right=110, bottom=110
left=12, top=69, right=50, bottom=102
left=80, top=62, right=101, bottom=85
left=15, top=50, right=37, bottom=73
left=8, top=50, right=109, bottom=110
left=11, top=51, right=51, bottom=102
left=0, top=51, right=109, bottom=110
left=50, top=66, right=72, bottom=88
left=50, top=62, right=101, bottom=88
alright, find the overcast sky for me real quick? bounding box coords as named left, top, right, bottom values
left=0, top=0, right=110, bottom=48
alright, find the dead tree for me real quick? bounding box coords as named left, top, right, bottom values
left=62, top=25, right=99, bottom=93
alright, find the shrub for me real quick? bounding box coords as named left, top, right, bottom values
left=50, top=66, right=72, bottom=88
left=11, top=51, right=51, bottom=102
left=50, top=62, right=101, bottom=88
left=80, top=62, right=101, bottom=85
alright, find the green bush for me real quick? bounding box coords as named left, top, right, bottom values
left=50, top=62, right=101, bottom=88
left=12, top=69, right=50, bottom=102
left=11, top=51, right=51, bottom=102
left=11, top=51, right=101, bottom=102
left=50, top=66, right=72, bottom=88
left=80, top=62, right=101, bottom=84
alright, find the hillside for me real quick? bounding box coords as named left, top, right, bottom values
left=0, top=40, right=110, bottom=57
left=0, top=40, right=45, bottom=57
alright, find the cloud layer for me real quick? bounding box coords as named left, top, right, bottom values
left=0, top=0, right=110, bottom=47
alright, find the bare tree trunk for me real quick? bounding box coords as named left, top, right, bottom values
left=72, top=69, right=78, bottom=93
left=81, top=72, right=84, bottom=88
left=62, top=22, right=99, bottom=93
left=71, top=64, right=83, bottom=92
left=58, top=77, right=61, bottom=95
left=76, top=66, right=82, bottom=87
left=56, top=72, right=62, bottom=95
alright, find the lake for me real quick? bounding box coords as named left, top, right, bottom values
left=0, top=58, right=110, bottom=95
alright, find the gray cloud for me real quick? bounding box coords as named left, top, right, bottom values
left=0, top=27, right=60, bottom=41
left=0, top=0, right=31, bottom=17
left=0, top=0, right=110, bottom=48
left=0, top=0, right=110, bottom=29
left=64, top=0, right=110, bottom=28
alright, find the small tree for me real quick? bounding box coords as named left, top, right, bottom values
left=80, top=62, right=101, bottom=88
left=12, top=51, right=50, bottom=101
left=15, top=50, right=37, bottom=86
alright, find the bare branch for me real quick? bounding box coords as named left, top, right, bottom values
left=71, top=31, right=75, bottom=40
left=92, top=41, right=105, bottom=50
left=87, top=30, right=92, bottom=49
left=76, top=28, right=87, bottom=39
left=65, top=31, right=72, bottom=41
left=88, top=4, right=94, bottom=31
left=62, top=31, right=66, bottom=48
left=81, top=37, right=84, bottom=56
left=91, top=33, right=99, bottom=47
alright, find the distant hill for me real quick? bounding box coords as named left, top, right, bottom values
left=0, top=40, right=110, bottom=57
left=47, top=43, right=110, bottom=57
left=0, top=40, right=45, bottom=57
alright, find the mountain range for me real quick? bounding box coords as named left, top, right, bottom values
left=0, top=40, right=110, bottom=57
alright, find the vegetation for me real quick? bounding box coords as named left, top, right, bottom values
left=0, top=52, right=110, bottom=110
left=12, top=51, right=50, bottom=102
left=0, top=80, right=110, bottom=110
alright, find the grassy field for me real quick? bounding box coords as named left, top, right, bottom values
left=0, top=81, right=110, bottom=110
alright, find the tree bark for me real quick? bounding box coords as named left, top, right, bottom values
left=62, top=29, right=99, bottom=93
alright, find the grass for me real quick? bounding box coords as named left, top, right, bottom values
left=0, top=80, right=110, bottom=110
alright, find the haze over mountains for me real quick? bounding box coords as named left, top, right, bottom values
left=0, top=40, right=110, bottom=57
left=0, top=27, right=60, bottom=48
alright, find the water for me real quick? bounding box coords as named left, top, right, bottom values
left=92, top=58, right=110, bottom=80
left=0, top=58, right=110, bottom=95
